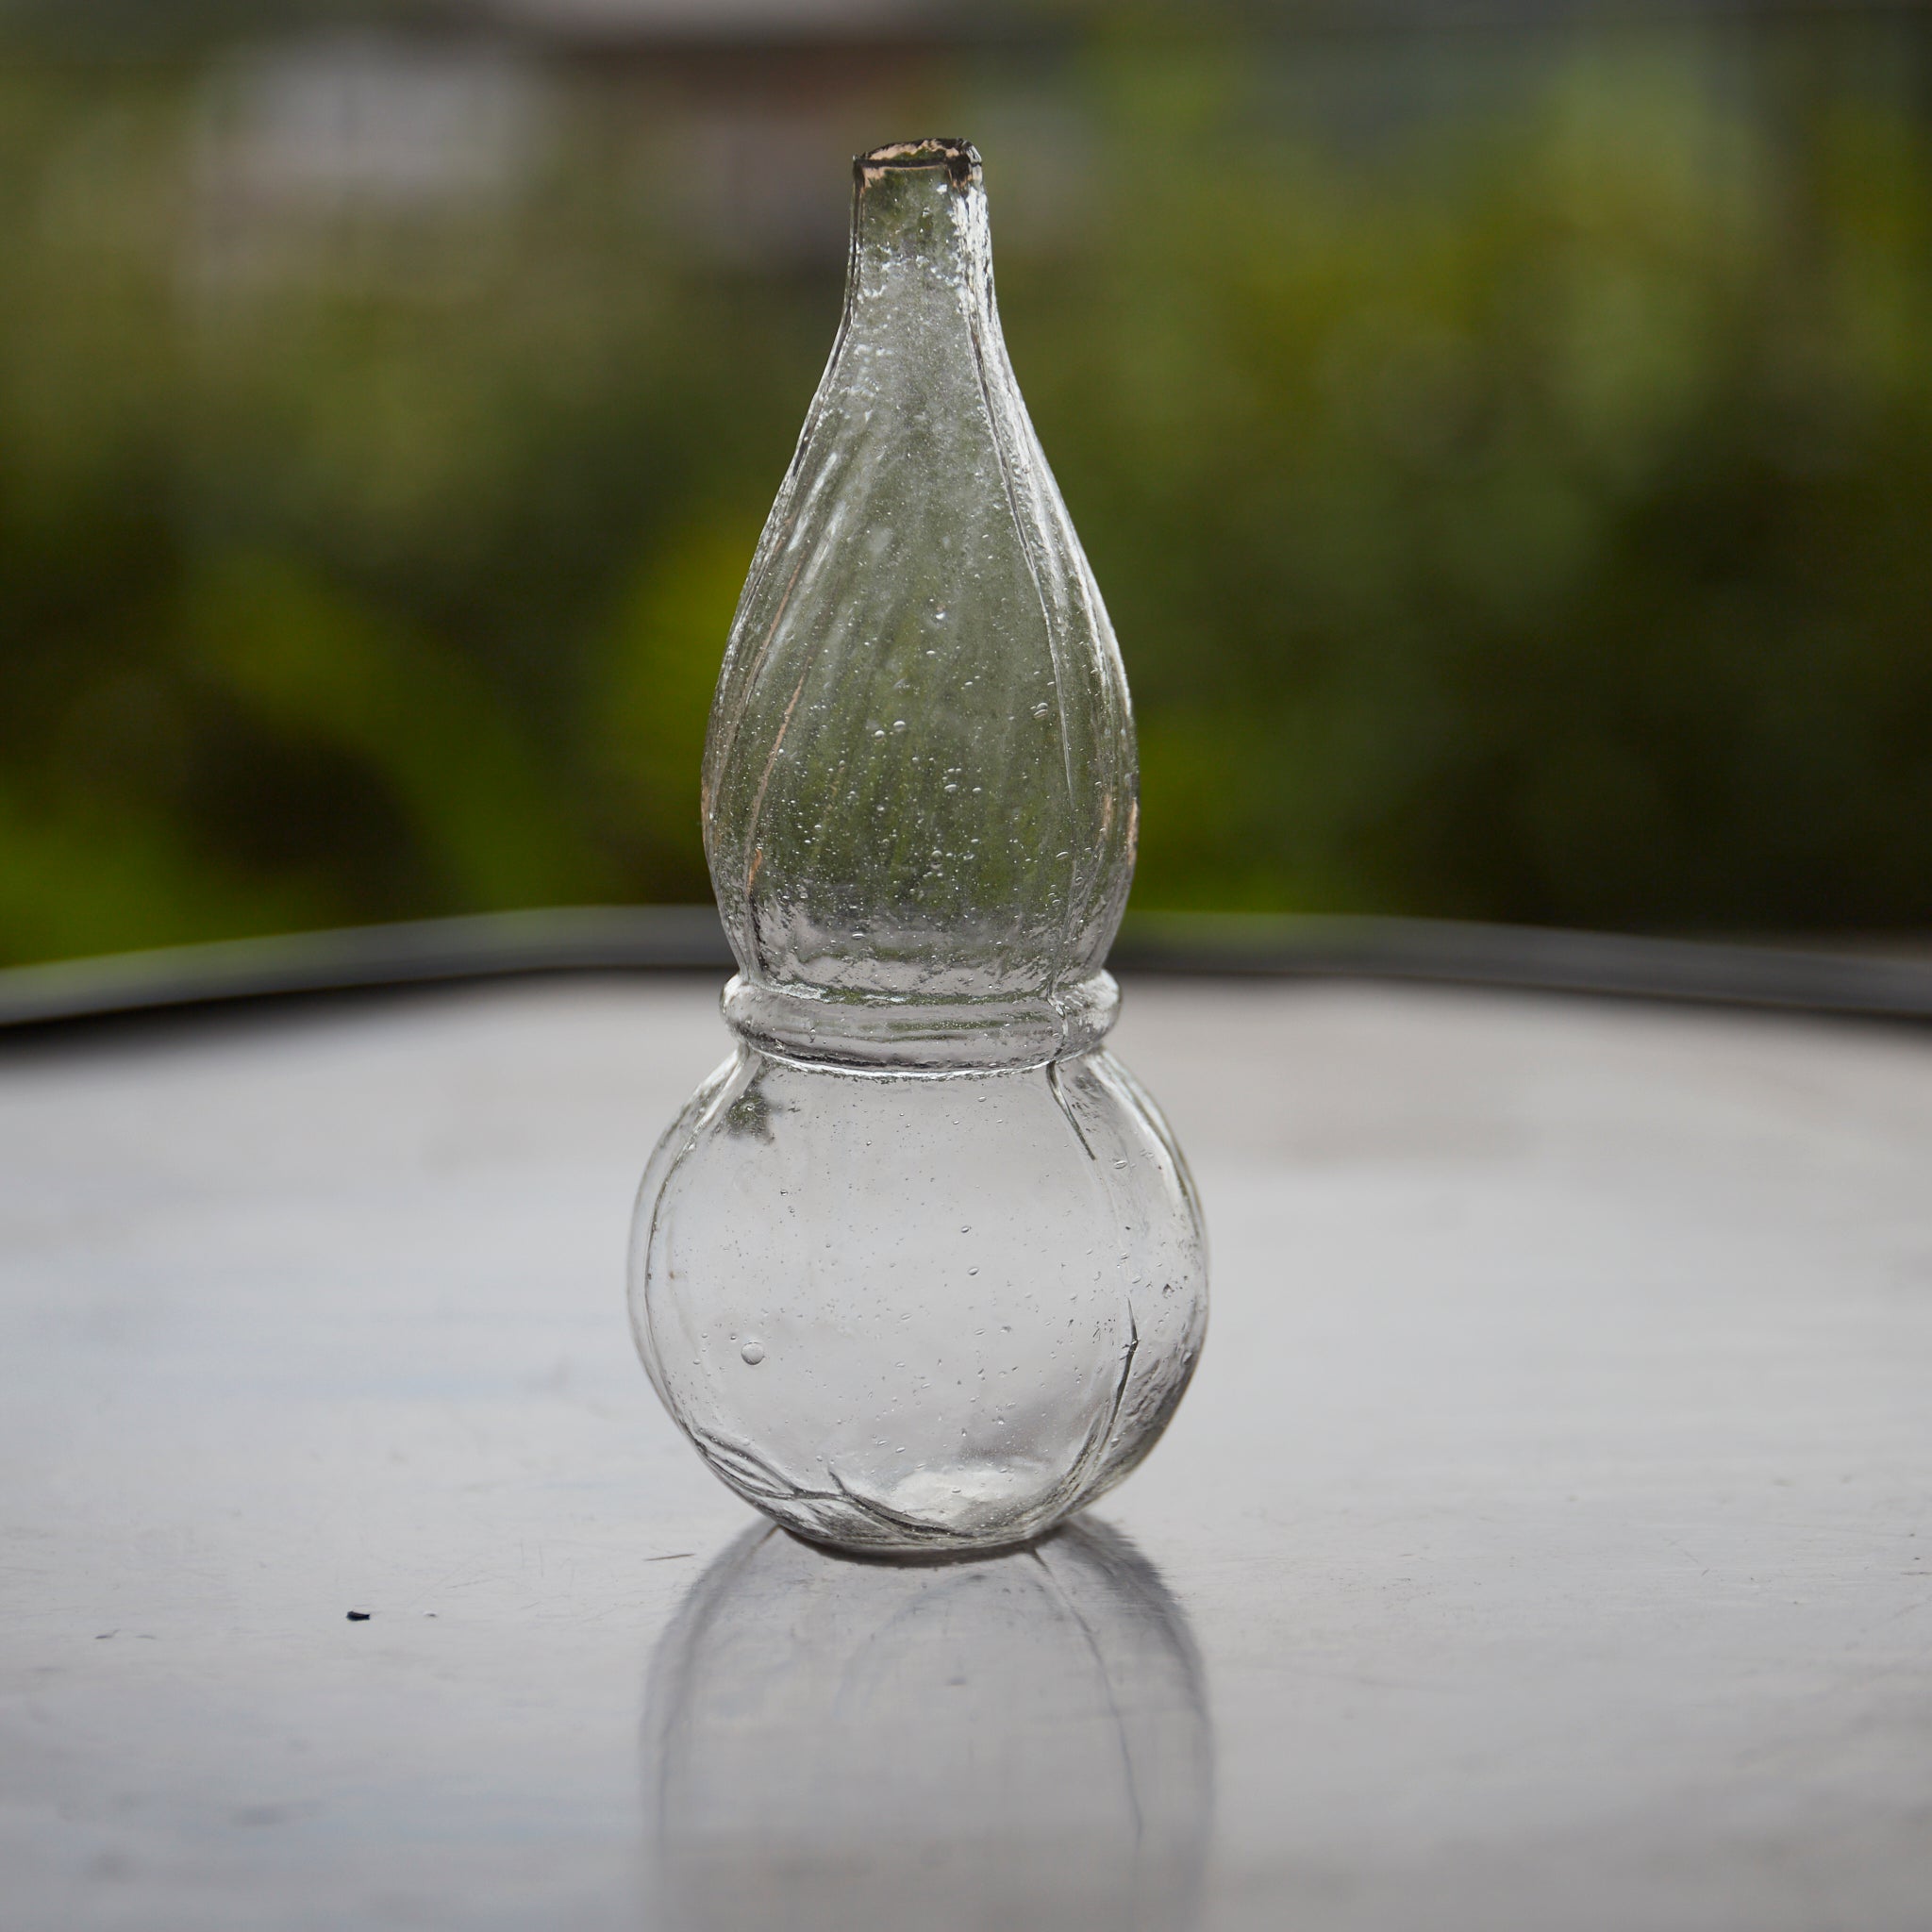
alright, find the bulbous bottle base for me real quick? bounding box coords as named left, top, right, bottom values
left=629, top=1044, right=1208, bottom=1554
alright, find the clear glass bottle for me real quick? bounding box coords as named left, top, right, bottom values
left=628, top=139, right=1208, bottom=1553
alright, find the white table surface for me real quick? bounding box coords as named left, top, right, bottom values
left=2, top=975, right=1928, bottom=1932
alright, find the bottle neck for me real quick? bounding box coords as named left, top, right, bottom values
left=844, top=141, right=993, bottom=336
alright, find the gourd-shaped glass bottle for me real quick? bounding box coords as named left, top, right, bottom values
left=629, top=139, right=1208, bottom=1553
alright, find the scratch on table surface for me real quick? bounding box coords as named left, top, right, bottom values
left=1870, top=1592, right=1930, bottom=1625
left=1657, top=1531, right=1709, bottom=1574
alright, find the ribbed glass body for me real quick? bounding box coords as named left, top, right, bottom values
left=629, top=141, right=1207, bottom=1552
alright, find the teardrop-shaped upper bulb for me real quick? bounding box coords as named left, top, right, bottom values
left=705, top=139, right=1136, bottom=1069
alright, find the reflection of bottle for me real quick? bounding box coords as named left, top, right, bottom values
left=643, top=1520, right=1213, bottom=1932
left=628, top=139, right=1208, bottom=1553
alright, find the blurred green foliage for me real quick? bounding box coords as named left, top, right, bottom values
left=3, top=11, right=1931, bottom=966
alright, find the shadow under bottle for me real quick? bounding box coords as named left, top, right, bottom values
left=642, top=1518, right=1215, bottom=1932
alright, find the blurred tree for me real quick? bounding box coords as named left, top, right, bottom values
left=2, top=8, right=1931, bottom=965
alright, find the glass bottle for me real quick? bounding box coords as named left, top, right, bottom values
left=628, top=139, right=1208, bottom=1553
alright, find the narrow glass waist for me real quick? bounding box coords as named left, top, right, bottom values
left=721, top=970, right=1119, bottom=1072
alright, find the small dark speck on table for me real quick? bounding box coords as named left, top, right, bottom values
left=345, top=1610, right=371, bottom=1622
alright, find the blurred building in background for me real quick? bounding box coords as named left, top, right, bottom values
left=3, top=0, right=1930, bottom=965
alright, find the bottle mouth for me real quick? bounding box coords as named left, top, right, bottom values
left=856, top=139, right=981, bottom=189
